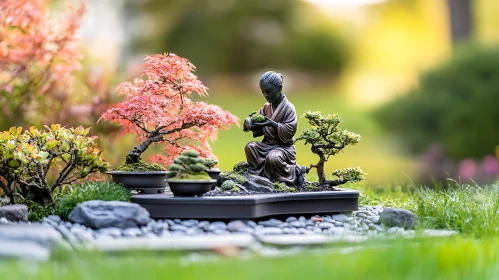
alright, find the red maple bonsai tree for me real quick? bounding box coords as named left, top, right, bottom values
left=100, top=53, right=238, bottom=170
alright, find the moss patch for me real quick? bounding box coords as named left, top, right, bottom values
left=171, top=172, right=211, bottom=180
left=115, top=160, right=165, bottom=171
left=233, top=161, right=249, bottom=174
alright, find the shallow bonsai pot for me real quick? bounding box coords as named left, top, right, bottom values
left=108, top=171, right=168, bottom=194
left=167, top=179, right=217, bottom=197
left=206, top=168, right=221, bottom=190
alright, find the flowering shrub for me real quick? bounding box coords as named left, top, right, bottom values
left=0, top=0, right=85, bottom=128
left=100, top=53, right=239, bottom=168
left=0, top=125, right=108, bottom=205
left=296, top=111, right=364, bottom=186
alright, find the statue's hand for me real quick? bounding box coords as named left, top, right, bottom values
left=243, top=118, right=252, bottom=132
left=251, top=116, right=277, bottom=131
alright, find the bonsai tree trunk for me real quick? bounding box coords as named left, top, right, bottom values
left=311, top=145, right=327, bottom=186
left=31, top=187, right=54, bottom=206
left=126, top=135, right=162, bottom=164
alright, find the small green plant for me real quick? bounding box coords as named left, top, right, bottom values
left=220, top=172, right=246, bottom=184
left=233, top=161, right=249, bottom=174
left=288, top=187, right=296, bottom=192
left=273, top=182, right=287, bottom=191
left=249, top=111, right=266, bottom=123
left=202, top=158, right=218, bottom=170
left=220, top=180, right=236, bottom=191
left=167, top=151, right=211, bottom=180
left=56, top=181, right=131, bottom=220
left=220, top=180, right=241, bottom=192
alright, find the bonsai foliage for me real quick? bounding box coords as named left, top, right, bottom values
left=202, top=158, right=218, bottom=170
left=0, top=125, right=108, bottom=206
left=296, top=111, right=364, bottom=186
left=99, top=53, right=239, bottom=168
left=167, top=151, right=211, bottom=180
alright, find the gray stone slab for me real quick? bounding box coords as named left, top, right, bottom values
left=132, top=191, right=359, bottom=219
left=90, top=234, right=256, bottom=251
left=0, top=224, right=63, bottom=249
left=0, top=240, right=50, bottom=261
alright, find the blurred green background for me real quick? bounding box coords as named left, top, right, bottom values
left=4, top=0, right=499, bottom=186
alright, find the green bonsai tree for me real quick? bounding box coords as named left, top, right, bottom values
left=167, top=151, right=211, bottom=180
left=296, top=111, right=364, bottom=187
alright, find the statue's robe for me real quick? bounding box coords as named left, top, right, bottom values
left=244, top=96, right=303, bottom=185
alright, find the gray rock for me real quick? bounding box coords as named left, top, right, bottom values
left=335, top=221, right=344, bottom=227
left=47, top=215, right=62, bottom=224
left=213, top=229, right=231, bottom=235
left=256, top=227, right=283, bottom=235
left=170, top=225, right=188, bottom=232
left=243, top=174, right=275, bottom=192
left=96, top=227, right=122, bottom=238
left=68, top=201, right=150, bottom=229
left=208, top=221, right=227, bottom=231
left=313, top=227, right=323, bottom=234
left=236, top=227, right=254, bottom=234
left=356, top=212, right=367, bottom=218
left=298, top=216, right=307, bottom=222
left=152, top=221, right=168, bottom=232
left=181, top=219, right=199, bottom=227
left=72, top=229, right=94, bottom=242
left=0, top=217, right=8, bottom=224
left=319, top=222, right=335, bottom=229
left=197, top=221, right=210, bottom=229
left=57, top=225, right=79, bottom=245
left=259, top=220, right=281, bottom=227
left=327, top=227, right=347, bottom=235
left=332, top=214, right=347, bottom=222
left=285, top=216, right=297, bottom=223
left=165, top=219, right=176, bottom=227
left=0, top=204, right=28, bottom=222
left=298, top=228, right=314, bottom=235
left=380, top=208, right=418, bottom=229
left=227, top=220, right=247, bottom=232
left=387, top=227, right=405, bottom=234
left=246, top=220, right=257, bottom=228
left=173, top=219, right=182, bottom=224
left=367, top=216, right=380, bottom=224
left=289, top=221, right=304, bottom=228
left=144, top=232, right=158, bottom=238
left=123, top=228, right=142, bottom=238
left=362, top=219, right=371, bottom=225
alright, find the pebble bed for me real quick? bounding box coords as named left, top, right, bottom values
left=0, top=205, right=422, bottom=246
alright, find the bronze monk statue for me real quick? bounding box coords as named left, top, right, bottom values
left=243, top=71, right=308, bottom=186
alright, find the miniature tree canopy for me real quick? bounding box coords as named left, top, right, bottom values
left=99, top=53, right=239, bottom=169
left=296, top=111, right=364, bottom=187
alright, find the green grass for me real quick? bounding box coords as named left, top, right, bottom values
left=2, top=237, right=499, bottom=279
left=416, top=182, right=499, bottom=237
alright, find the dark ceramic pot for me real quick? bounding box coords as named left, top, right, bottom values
left=167, top=179, right=216, bottom=197
left=108, top=171, right=168, bottom=194
left=206, top=168, right=221, bottom=190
